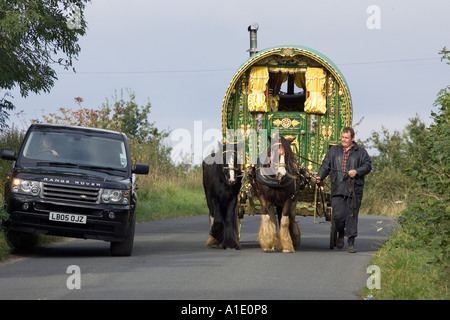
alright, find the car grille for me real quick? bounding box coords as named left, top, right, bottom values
left=42, top=182, right=100, bottom=203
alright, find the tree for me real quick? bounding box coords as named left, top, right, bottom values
left=0, top=0, right=90, bottom=130
left=404, top=115, right=430, bottom=173
left=102, top=89, right=167, bottom=144
left=413, top=48, right=450, bottom=204
left=30, top=89, right=176, bottom=178
left=439, top=46, right=450, bottom=65
left=366, top=126, right=408, bottom=172
left=34, top=89, right=168, bottom=144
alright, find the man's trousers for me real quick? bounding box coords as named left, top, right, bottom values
left=331, top=195, right=361, bottom=243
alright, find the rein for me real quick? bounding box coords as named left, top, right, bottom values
left=255, top=144, right=310, bottom=191
left=292, top=151, right=358, bottom=216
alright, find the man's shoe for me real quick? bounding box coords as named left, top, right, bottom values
left=347, top=244, right=357, bottom=253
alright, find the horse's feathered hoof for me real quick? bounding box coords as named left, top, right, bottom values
left=258, top=215, right=280, bottom=252
left=222, top=241, right=241, bottom=250
left=206, top=235, right=221, bottom=248
left=279, top=215, right=296, bottom=253
left=224, top=245, right=241, bottom=250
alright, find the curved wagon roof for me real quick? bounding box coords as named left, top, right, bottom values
left=221, top=45, right=352, bottom=133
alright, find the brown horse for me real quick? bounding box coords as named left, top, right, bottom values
left=253, top=136, right=309, bottom=252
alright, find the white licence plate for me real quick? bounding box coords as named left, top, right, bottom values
left=49, top=212, right=87, bottom=224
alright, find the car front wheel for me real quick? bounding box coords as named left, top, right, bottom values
left=110, top=213, right=136, bottom=256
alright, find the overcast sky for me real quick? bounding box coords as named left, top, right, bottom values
left=8, top=0, right=450, bottom=163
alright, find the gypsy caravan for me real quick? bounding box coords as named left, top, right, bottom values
left=220, top=25, right=353, bottom=249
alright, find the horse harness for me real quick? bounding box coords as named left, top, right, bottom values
left=254, top=146, right=310, bottom=199
left=222, top=149, right=241, bottom=179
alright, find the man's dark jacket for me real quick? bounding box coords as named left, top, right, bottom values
left=317, top=142, right=372, bottom=199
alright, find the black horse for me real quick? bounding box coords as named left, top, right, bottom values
left=253, top=136, right=309, bottom=252
left=203, top=142, right=242, bottom=249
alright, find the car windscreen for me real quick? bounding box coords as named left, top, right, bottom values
left=20, top=130, right=129, bottom=176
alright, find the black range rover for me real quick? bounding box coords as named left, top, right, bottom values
left=1, top=124, right=149, bottom=256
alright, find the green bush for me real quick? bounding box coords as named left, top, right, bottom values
left=360, top=166, right=413, bottom=215
left=363, top=75, right=449, bottom=299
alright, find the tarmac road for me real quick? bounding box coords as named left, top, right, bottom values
left=0, top=214, right=396, bottom=301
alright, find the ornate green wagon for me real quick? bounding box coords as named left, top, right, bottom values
left=221, top=26, right=352, bottom=233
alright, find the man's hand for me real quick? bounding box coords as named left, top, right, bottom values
left=348, top=169, right=357, bottom=178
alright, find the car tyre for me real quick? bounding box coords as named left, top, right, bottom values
left=110, top=213, right=136, bottom=256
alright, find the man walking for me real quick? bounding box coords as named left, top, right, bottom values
left=316, top=127, right=372, bottom=253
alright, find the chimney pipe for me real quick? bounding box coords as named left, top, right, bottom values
left=247, top=23, right=259, bottom=57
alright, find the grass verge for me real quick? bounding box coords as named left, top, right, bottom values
left=0, top=231, right=11, bottom=261
left=135, top=182, right=208, bottom=222
left=362, top=228, right=449, bottom=300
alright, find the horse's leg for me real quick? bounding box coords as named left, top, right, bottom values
left=276, top=206, right=282, bottom=228
left=205, top=194, right=219, bottom=247
left=279, top=201, right=295, bottom=253
left=206, top=212, right=216, bottom=247
left=268, top=205, right=281, bottom=251
left=222, top=198, right=241, bottom=250
left=206, top=200, right=223, bottom=248
left=257, top=200, right=279, bottom=251
left=289, top=203, right=301, bottom=249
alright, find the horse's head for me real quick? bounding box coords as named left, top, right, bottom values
left=267, top=135, right=295, bottom=181
left=220, top=141, right=242, bottom=185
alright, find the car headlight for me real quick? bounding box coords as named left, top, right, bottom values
left=12, top=179, right=40, bottom=195
left=101, top=189, right=129, bottom=204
